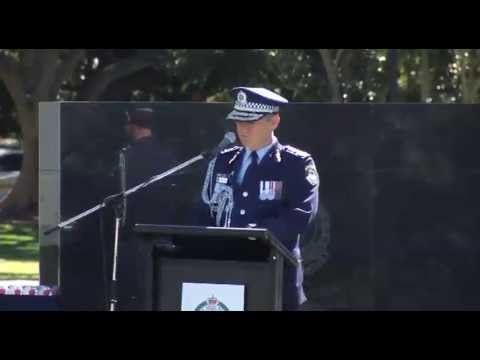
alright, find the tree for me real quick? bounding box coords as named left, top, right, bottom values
left=453, top=49, right=480, bottom=103
left=0, top=49, right=164, bottom=219
left=2, top=48, right=479, bottom=220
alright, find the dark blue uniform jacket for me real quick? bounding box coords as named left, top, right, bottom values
left=197, top=140, right=319, bottom=309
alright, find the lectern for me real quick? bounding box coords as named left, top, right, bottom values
left=134, top=224, right=297, bottom=311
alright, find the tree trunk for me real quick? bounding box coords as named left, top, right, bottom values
left=385, top=49, right=400, bottom=102
left=419, top=49, right=432, bottom=102
left=319, top=49, right=341, bottom=102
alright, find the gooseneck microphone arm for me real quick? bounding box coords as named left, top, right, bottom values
left=44, top=132, right=237, bottom=236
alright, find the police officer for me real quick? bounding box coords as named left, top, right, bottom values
left=199, top=87, right=320, bottom=310
left=120, top=107, right=178, bottom=227
left=117, top=107, right=178, bottom=310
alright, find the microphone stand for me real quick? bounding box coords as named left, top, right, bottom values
left=44, top=151, right=211, bottom=311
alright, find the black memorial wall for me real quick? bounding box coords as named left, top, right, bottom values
left=56, top=102, right=480, bottom=310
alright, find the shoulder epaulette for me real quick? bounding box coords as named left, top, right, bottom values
left=282, top=145, right=311, bottom=159
left=219, top=145, right=242, bottom=155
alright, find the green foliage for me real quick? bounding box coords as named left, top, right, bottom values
left=1, top=49, right=480, bottom=139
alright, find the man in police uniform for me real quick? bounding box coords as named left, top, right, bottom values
left=117, top=107, right=178, bottom=310
left=120, top=107, right=178, bottom=228
left=199, top=87, right=319, bottom=310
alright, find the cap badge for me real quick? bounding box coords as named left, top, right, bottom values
left=237, top=91, right=247, bottom=104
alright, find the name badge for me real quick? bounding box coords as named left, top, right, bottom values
left=259, top=181, right=283, bottom=201
left=216, top=174, right=228, bottom=184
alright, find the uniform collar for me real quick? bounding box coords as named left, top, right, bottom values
left=244, top=137, right=278, bottom=163
left=227, top=137, right=284, bottom=165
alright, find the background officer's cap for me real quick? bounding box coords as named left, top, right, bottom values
left=126, top=107, right=154, bottom=129
left=226, top=87, right=288, bottom=122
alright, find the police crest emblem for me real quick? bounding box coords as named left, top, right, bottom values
left=195, top=295, right=229, bottom=311
left=237, top=91, right=247, bottom=104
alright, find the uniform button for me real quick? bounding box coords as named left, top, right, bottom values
left=242, top=191, right=248, bottom=198
left=240, top=209, right=246, bottom=215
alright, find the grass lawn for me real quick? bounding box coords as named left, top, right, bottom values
left=0, top=222, right=39, bottom=280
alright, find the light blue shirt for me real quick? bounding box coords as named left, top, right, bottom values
left=237, top=137, right=277, bottom=185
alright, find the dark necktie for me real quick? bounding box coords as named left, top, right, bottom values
left=242, top=151, right=258, bottom=186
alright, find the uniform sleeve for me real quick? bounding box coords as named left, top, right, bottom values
left=257, top=156, right=319, bottom=251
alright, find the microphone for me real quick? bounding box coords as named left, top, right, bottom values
left=204, top=131, right=237, bottom=158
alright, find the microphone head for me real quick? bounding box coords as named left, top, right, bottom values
left=203, top=131, right=238, bottom=159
